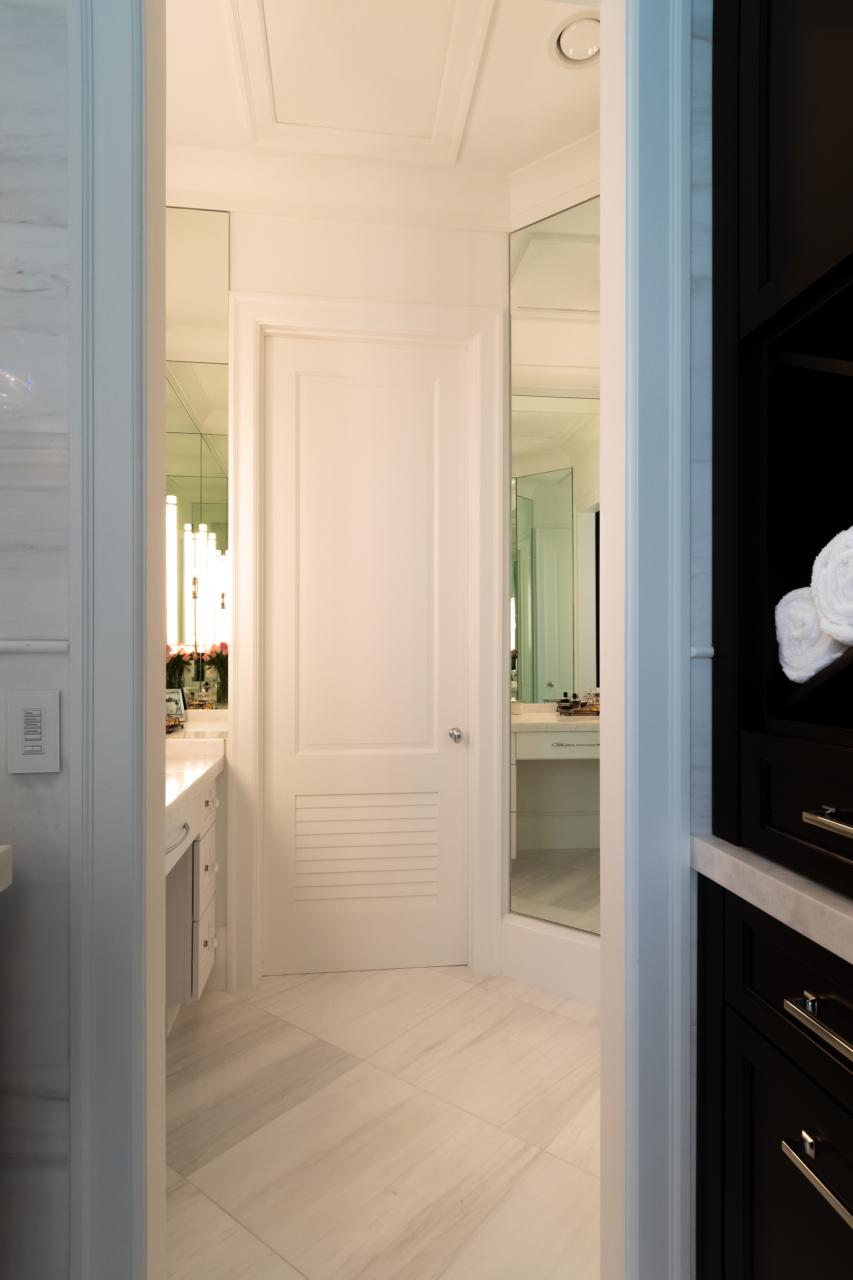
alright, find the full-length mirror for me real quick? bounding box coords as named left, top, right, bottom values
left=509, top=197, right=600, bottom=934
left=164, top=207, right=230, bottom=711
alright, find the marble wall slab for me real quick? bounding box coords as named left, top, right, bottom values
left=0, top=3, right=71, bottom=1277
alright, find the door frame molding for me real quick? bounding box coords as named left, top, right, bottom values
left=599, top=2, right=695, bottom=1278
left=227, top=294, right=505, bottom=990
left=68, top=0, right=697, bottom=1275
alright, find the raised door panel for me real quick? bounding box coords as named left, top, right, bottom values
left=738, top=0, right=853, bottom=333
left=262, top=327, right=471, bottom=972
left=724, top=1009, right=853, bottom=1277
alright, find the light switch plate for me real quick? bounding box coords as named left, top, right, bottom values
left=7, top=690, right=60, bottom=774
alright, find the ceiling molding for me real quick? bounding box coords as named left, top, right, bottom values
left=230, top=0, right=496, bottom=165
left=165, top=144, right=510, bottom=231
left=512, top=306, right=600, bottom=323
left=509, top=130, right=599, bottom=230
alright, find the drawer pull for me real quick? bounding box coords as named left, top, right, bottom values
left=783, top=992, right=853, bottom=1066
left=782, top=1138, right=853, bottom=1230
left=164, top=822, right=191, bottom=857
left=552, top=742, right=575, bottom=748
left=802, top=806, right=853, bottom=839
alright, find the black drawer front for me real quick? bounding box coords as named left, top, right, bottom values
left=725, top=894, right=853, bottom=1100
left=742, top=733, right=853, bottom=897
left=725, top=1010, right=853, bottom=1277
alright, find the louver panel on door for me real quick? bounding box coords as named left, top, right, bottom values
left=293, top=793, right=439, bottom=900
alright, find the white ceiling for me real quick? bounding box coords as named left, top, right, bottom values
left=166, top=0, right=599, bottom=175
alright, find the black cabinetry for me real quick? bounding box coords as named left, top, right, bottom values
left=698, top=882, right=853, bottom=1277
left=713, top=1, right=853, bottom=892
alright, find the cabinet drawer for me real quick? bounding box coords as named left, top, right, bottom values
left=742, top=733, right=853, bottom=897
left=193, top=827, right=217, bottom=920
left=514, top=733, right=599, bottom=761
left=725, top=1010, right=853, bottom=1278
left=198, top=781, right=221, bottom=837
left=192, top=898, right=216, bottom=999
left=725, top=895, right=853, bottom=1097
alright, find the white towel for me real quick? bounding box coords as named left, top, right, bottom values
left=775, top=586, right=845, bottom=683
left=812, top=527, right=853, bottom=644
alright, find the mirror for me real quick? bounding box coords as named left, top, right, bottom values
left=509, top=197, right=600, bottom=934
left=165, top=208, right=230, bottom=710
left=165, top=361, right=229, bottom=669
left=512, top=467, right=574, bottom=702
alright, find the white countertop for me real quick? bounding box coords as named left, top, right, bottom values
left=0, top=845, right=11, bottom=894
left=511, top=707, right=600, bottom=733
left=165, top=738, right=225, bottom=812
left=693, top=833, right=853, bottom=967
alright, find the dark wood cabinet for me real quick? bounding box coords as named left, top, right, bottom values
left=699, top=881, right=853, bottom=1277
left=713, top=1, right=853, bottom=894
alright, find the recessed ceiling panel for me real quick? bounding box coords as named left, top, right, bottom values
left=233, top=0, right=496, bottom=163
left=263, top=0, right=455, bottom=137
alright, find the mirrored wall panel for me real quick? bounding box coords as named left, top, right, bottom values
left=165, top=208, right=230, bottom=711
left=509, top=197, right=600, bottom=934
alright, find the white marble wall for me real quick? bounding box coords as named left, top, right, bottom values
left=0, top=3, right=71, bottom=1276
left=690, top=0, right=713, bottom=835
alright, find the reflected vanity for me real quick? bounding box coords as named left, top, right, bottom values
left=508, top=198, right=601, bottom=935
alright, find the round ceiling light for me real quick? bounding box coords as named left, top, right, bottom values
left=556, top=17, right=601, bottom=64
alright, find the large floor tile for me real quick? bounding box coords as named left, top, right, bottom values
left=546, top=1059, right=601, bottom=1178
left=248, top=967, right=471, bottom=1058
left=371, top=986, right=599, bottom=1146
left=436, top=1153, right=599, bottom=1280
left=167, top=990, right=357, bottom=1174
left=478, top=977, right=599, bottom=1026
left=167, top=1179, right=303, bottom=1280
left=191, top=1061, right=537, bottom=1280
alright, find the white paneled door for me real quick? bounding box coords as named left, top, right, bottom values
left=261, top=324, right=472, bottom=972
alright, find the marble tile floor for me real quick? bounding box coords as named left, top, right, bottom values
left=510, top=849, right=601, bottom=934
left=167, top=967, right=600, bottom=1280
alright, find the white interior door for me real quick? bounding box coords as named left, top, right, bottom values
left=262, top=324, right=471, bottom=973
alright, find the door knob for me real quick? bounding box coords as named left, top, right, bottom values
left=448, top=727, right=463, bottom=743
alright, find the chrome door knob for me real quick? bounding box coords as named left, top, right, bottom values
left=448, top=727, right=463, bottom=743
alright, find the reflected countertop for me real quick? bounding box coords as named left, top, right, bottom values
left=165, top=738, right=225, bottom=812
left=511, top=706, right=600, bottom=733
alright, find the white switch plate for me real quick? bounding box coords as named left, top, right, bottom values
left=7, top=690, right=60, bottom=774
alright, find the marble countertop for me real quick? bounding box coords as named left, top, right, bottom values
left=0, top=845, right=11, bottom=894
left=511, top=707, right=600, bottom=733
left=165, top=738, right=225, bottom=813
left=693, top=833, right=853, bottom=967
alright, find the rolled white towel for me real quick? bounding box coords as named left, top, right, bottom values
left=812, top=527, right=853, bottom=644
left=775, top=586, right=846, bottom=684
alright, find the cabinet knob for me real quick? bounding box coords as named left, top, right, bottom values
left=205, top=796, right=220, bottom=810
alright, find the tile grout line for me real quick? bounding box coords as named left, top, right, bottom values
left=170, top=1176, right=313, bottom=1280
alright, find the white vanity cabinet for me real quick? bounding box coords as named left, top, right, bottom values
left=510, top=711, right=600, bottom=866
left=165, top=742, right=225, bottom=1018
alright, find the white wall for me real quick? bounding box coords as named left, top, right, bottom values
left=0, top=4, right=71, bottom=1277
left=229, top=212, right=507, bottom=310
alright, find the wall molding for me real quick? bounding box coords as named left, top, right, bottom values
left=0, top=640, right=70, bottom=654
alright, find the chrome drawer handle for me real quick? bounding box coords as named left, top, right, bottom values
left=782, top=1138, right=853, bottom=1230
left=802, top=807, right=853, bottom=840
left=783, top=992, right=853, bottom=1066
left=164, top=822, right=191, bottom=857
left=551, top=742, right=574, bottom=748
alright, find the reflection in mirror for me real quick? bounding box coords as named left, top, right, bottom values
left=509, top=197, right=600, bottom=934
left=165, top=360, right=229, bottom=706
left=512, top=468, right=574, bottom=703
left=165, top=206, right=230, bottom=711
